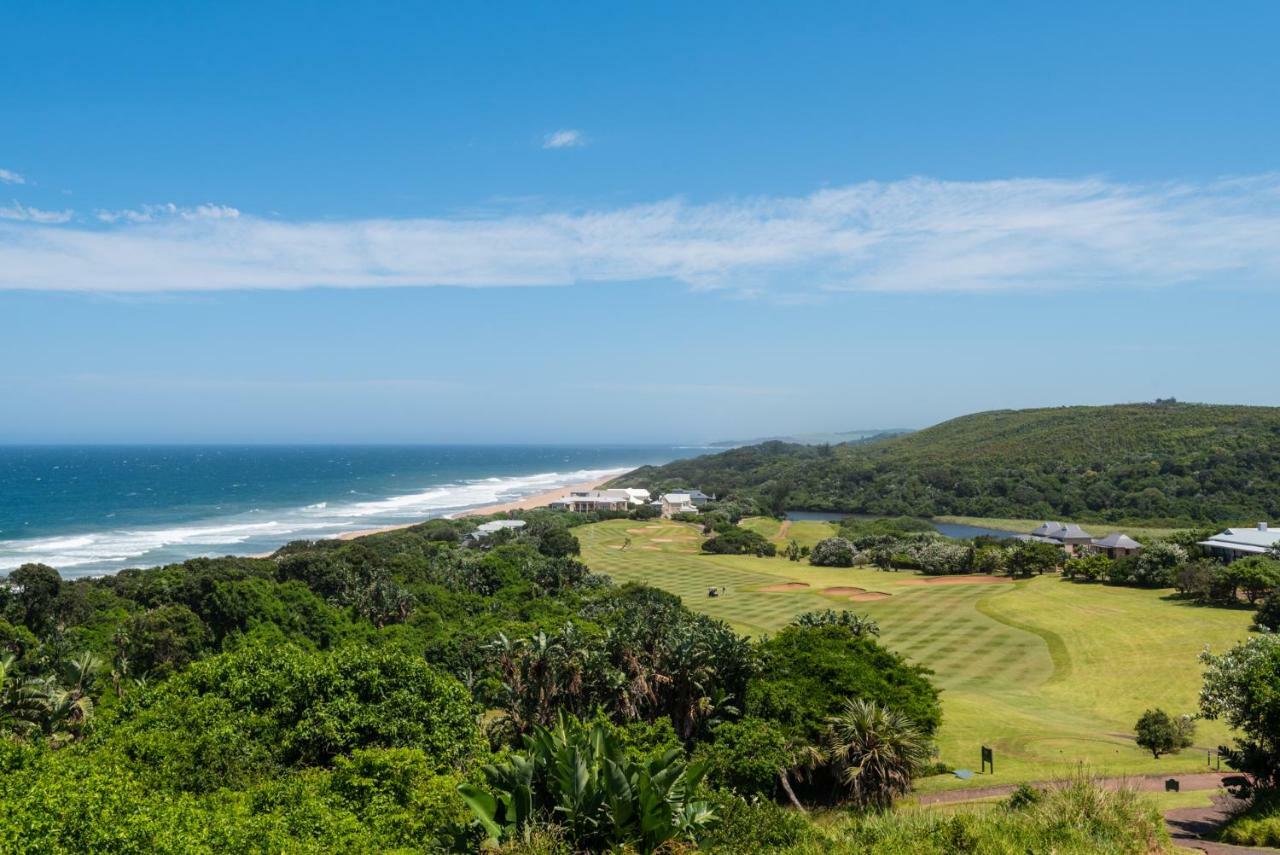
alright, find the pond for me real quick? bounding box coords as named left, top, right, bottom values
left=784, top=510, right=1021, bottom=540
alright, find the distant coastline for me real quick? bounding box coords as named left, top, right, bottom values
left=330, top=473, right=619, bottom=543
left=0, top=445, right=689, bottom=577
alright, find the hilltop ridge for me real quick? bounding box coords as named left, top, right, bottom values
left=611, top=402, right=1280, bottom=525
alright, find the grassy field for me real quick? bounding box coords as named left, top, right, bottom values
left=578, top=518, right=1254, bottom=792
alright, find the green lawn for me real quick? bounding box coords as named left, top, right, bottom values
left=578, top=519, right=1254, bottom=791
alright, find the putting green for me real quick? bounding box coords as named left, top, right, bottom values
left=577, top=519, right=1254, bottom=790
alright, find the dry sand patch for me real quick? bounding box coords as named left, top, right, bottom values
left=820, top=586, right=866, bottom=596
left=849, top=592, right=892, bottom=602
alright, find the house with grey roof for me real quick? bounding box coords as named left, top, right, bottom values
left=1198, top=523, right=1280, bottom=562
left=1089, top=532, right=1143, bottom=560
left=1028, top=521, right=1095, bottom=554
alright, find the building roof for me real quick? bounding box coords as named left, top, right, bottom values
left=662, top=493, right=692, bottom=503
left=1198, top=524, right=1280, bottom=553
left=1030, top=521, right=1063, bottom=537
left=1013, top=534, right=1057, bottom=544
left=1092, top=532, right=1142, bottom=549
left=475, top=520, right=526, bottom=535
left=1056, top=524, right=1094, bottom=540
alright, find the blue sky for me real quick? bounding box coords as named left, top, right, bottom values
left=2, top=1, right=1279, bottom=443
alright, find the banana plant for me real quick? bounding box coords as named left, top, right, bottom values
left=459, top=713, right=716, bottom=853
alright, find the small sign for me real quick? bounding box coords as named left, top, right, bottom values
left=981, top=746, right=994, bottom=774
left=1165, top=779, right=1180, bottom=792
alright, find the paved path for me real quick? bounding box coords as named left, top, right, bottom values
left=916, top=773, right=1279, bottom=854
left=916, top=772, right=1235, bottom=805
left=1166, top=804, right=1276, bottom=854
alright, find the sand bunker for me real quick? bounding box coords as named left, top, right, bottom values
left=898, top=575, right=1012, bottom=586
left=759, top=582, right=810, bottom=592
left=820, top=586, right=866, bottom=596
left=849, top=592, right=892, bottom=602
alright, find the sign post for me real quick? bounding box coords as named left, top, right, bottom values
left=981, top=746, right=994, bottom=775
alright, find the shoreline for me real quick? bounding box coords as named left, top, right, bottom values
left=330, top=474, right=618, bottom=542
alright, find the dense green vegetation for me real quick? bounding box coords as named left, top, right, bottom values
left=613, top=402, right=1280, bottom=524
left=0, top=510, right=970, bottom=851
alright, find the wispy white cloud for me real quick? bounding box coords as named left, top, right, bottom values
left=0, top=168, right=26, bottom=186
left=95, top=202, right=241, bottom=223
left=2, top=175, right=1280, bottom=295
left=0, top=201, right=73, bottom=224
left=542, top=129, right=586, bottom=149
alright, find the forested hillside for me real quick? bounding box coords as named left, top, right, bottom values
left=612, top=403, right=1280, bottom=524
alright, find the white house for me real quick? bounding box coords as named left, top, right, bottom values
left=660, top=492, right=698, bottom=517
left=1198, top=523, right=1280, bottom=562
left=548, top=490, right=632, bottom=513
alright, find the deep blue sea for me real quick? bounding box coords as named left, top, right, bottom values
left=0, top=445, right=706, bottom=577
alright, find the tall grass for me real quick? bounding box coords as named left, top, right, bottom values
left=1220, top=788, right=1280, bottom=848
left=785, top=774, right=1170, bottom=854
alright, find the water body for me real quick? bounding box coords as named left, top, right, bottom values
left=0, top=445, right=699, bottom=577
left=785, top=510, right=1020, bottom=540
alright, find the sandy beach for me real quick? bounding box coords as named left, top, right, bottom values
left=332, top=474, right=617, bottom=541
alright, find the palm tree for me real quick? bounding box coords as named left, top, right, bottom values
left=821, top=698, right=932, bottom=809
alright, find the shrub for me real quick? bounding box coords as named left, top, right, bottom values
left=109, top=642, right=482, bottom=792
left=702, top=526, right=776, bottom=557
left=701, top=793, right=816, bottom=853
left=459, top=714, right=716, bottom=853
left=747, top=624, right=941, bottom=743
left=912, top=540, right=970, bottom=576
left=792, top=609, right=880, bottom=636
left=1063, top=553, right=1112, bottom=583
left=695, top=717, right=792, bottom=796
left=1220, top=788, right=1280, bottom=848
left=1255, top=593, right=1280, bottom=631
left=809, top=537, right=858, bottom=567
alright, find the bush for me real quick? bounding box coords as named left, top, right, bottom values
left=911, top=540, right=970, bottom=576
left=695, top=717, right=792, bottom=797
left=1220, top=788, right=1280, bottom=848
left=747, top=624, right=941, bottom=743
left=809, top=537, right=858, bottom=567
left=702, top=526, right=777, bottom=557
left=459, top=715, right=716, bottom=853
left=1255, top=593, right=1280, bottom=631
left=109, top=642, right=483, bottom=792
left=701, top=793, right=817, bottom=853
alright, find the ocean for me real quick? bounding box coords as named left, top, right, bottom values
left=0, top=445, right=704, bottom=577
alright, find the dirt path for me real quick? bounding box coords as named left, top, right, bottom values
left=775, top=520, right=792, bottom=540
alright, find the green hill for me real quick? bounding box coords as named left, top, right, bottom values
left=613, top=403, right=1280, bottom=525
